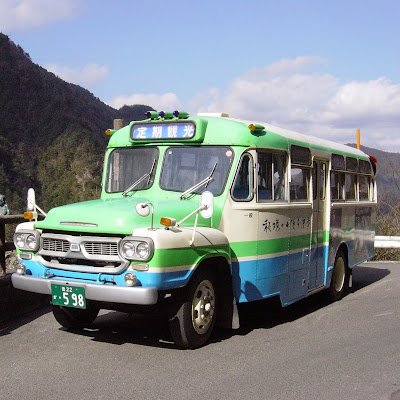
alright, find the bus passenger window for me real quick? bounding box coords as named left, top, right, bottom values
left=290, top=167, right=310, bottom=201
left=232, top=154, right=253, bottom=201
left=290, top=145, right=311, bottom=202
left=313, top=167, right=318, bottom=201
left=359, top=175, right=370, bottom=200
left=345, top=173, right=356, bottom=200
left=330, top=171, right=345, bottom=201
left=273, top=153, right=286, bottom=200
left=320, top=163, right=326, bottom=200
left=257, top=151, right=286, bottom=202
left=257, top=153, right=272, bottom=200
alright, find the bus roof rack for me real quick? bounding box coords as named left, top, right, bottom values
left=197, top=112, right=230, bottom=118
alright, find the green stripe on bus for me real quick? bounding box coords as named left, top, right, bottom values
left=149, top=245, right=229, bottom=269
left=149, top=231, right=329, bottom=269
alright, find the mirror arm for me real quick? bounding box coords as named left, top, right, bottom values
left=177, top=205, right=205, bottom=227
left=189, top=212, right=200, bottom=246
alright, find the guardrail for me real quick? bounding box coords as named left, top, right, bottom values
left=0, top=215, right=24, bottom=273
left=374, top=236, right=400, bottom=249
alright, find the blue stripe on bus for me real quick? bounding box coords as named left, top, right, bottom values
left=21, top=245, right=329, bottom=301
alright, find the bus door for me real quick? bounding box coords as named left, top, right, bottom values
left=309, top=160, right=328, bottom=289
left=256, top=150, right=290, bottom=302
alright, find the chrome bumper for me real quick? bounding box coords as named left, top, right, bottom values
left=11, top=273, right=159, bottom=305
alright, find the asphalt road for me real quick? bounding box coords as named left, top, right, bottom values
left=1, top=262, right=399, bottom=400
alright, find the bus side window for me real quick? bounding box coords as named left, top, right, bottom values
left=345, top=173, right=357, bottom=200
left=257, top=153, right=272, bottom=200
left=330, top=171, right=344, bottom=201
left=231, top=153, right=254, bottom=201
left=257, top=151, right=287, bottom=202
left=273, top=153, right=286, bottom=200
left=359, top=175, right=370, bottom=200
left=290, top=167, right=310, bottom=201
left=290, top=145, right=311, bottom=202
left=358, top=160, right=373, bottom=201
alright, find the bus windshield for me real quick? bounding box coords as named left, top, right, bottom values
left=106, top=147, right=159, bottom=193
left=160, top=146, right=234, bottom=196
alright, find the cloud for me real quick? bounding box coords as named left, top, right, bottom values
left=326, top=78, right=400, bottom=128
left=189, top=57, right=400, bottom=151
left=45, top=63, right=109, bottom=87
left=0, top=0, right=82, bottom=31
left=108, top=93, right=181, bottom=111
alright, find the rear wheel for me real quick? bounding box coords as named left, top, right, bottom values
left=52, top=304, right=99, bottom=329
left=169, top=270, right=217, bottom=349
left=327, top=250, right=350, bottom=301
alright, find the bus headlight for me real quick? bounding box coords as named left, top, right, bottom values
left=121, top=241, right=136, bottom=259
left=13, top=230, right=40, bottom=252
left=119, top=237, right=154, bottom=261
left=136, top=242, right=150, bottom=260
left=26, top=234, right=38, bottom=250
left=15, top=233, right=26, bottom=249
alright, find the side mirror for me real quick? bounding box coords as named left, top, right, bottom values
left=135, top=202, right=155, bottom=230
left=136, top=202, right=150, bottom=217
left=27, top=188, right=36, bottom=211
left=200, top=191, right=214, bottom=219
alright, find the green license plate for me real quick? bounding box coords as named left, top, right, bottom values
left=51, top=284, right=86, bottom=309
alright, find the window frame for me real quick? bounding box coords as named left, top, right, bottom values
left=231, top=152, right=254, bottom=202
left=105, top=146, right=160, bottom=194
left=160, top=145, right=234, bottom=197
left=256, top=150, right=288, bottom=203
left=290, top=145, right=312, bottom=203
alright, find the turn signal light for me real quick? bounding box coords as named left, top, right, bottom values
left=248, top=123, right=265, bottom=133
left=160, top=217, right=177, bottom=227
left=105, top=129, right=115, bottom=136
left=23, top=211, right=37, bottom=221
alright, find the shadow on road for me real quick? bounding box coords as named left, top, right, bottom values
left=0, top=304, right=51, bottom=337
left=60, top=264, right=390, bottom=349
left=67, top=311, right=177, bottom=349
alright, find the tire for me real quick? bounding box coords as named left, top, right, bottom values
left=52, top=304, right=99, bottom=329
left=327, top=250, right=350, bottom=302
left=169, top=270, right=218, bottom=349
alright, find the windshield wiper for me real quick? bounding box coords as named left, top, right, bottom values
left=180, top=163, right=217, bottom=199
left=122, top=159, right=156, bottom=197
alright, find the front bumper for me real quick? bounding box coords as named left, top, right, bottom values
left=11, top=273, right=159, bottom=305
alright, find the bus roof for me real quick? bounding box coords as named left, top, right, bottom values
left=107, top=113, right=370, bottom=160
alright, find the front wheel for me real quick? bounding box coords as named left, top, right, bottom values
left=52, top=304, right=99, bottom=329
left=326, top=250, right=350, bottom=302
left=169, top=270, right=217, bottom=349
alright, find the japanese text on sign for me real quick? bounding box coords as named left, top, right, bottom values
left=131, top=122, right=196, bottom=140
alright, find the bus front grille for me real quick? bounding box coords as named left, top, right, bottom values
left=83, top=242, right=119, bottom=257
left=42, top=237, right=70, bottom=253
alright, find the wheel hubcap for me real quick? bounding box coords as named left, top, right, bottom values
left=333, top=257, right=345, bottom=292
left=191, top=279, right=215, bottom=334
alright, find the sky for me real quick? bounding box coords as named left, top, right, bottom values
left=1, top=0, right=400, bottom=151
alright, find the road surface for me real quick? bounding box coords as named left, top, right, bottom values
left=1, top=262, right=399, bottom=400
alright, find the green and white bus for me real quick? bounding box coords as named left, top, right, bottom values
left=12, top=111, right=377, bottom=348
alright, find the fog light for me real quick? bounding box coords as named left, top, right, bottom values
left=16, top=263, right=26, bottom=275
left=124, top=273, right=137, bottom=287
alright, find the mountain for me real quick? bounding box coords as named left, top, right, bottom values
left=348, top=144, right=400, bottom=208
left=0, top=33, right=154, bottom=212
left=1, top=33, right=399, bottom=217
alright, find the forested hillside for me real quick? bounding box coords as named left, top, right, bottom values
left=0, top=33, right=153, bottom=212
left=347, top=144, right=400, bottom=209
left=1, top=33, right=400, bottom=220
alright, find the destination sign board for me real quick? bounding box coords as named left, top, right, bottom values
left=131, top=122, right=196, bottom=140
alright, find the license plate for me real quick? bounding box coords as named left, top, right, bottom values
left=51, top=284, right=86, bottom=309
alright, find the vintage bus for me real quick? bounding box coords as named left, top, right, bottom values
left=12, top=111, right=377, bottom=348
